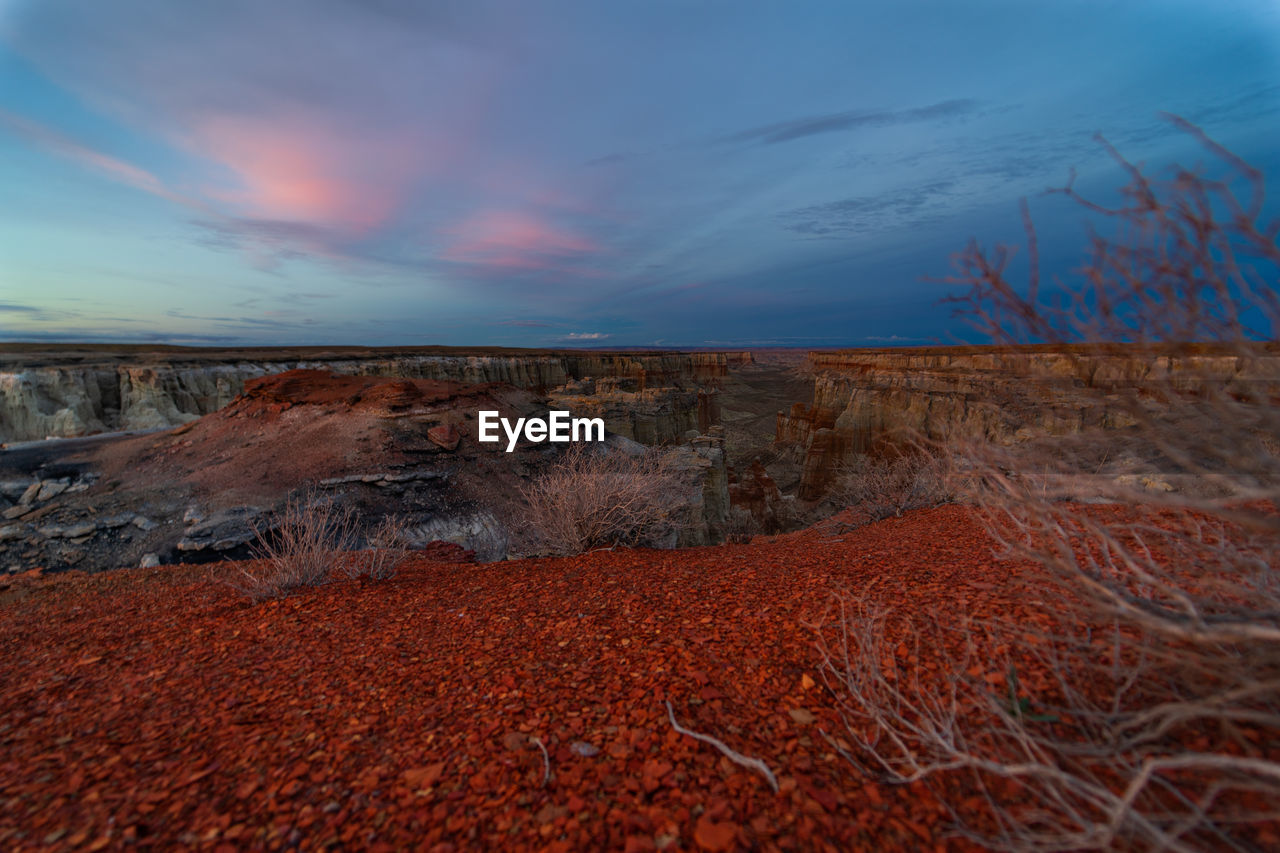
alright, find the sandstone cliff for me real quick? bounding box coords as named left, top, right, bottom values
left=778, top=345, right=1280, bottom=499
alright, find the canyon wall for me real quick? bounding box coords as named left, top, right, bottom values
left=778, top=346, right=1280, bottom=499
left=0, top=349, right=750, bottom=445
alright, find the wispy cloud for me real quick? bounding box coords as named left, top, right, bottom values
left=781, top=179, right=957, bottom=237
left=0, top=302, right=83, bottom=324
left=723, top=99, right=981, bottom=146
left=0, top=109, right=189, bottom=206
left=442, top=210, right=601, bottom=275
left=863, top=334, right=935, bottom=343
left=189, top=217, right=335, bottom=270
left=586, top=151, right=637, bottom=167
left=0, top=328, right=248, bottom=345
left=189, top=112, right=422, bottom=232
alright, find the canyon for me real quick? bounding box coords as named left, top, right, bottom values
left=5, top=340, right=1275, bottom=574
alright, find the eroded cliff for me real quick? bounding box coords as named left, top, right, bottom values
left=778, top=345, right=1280, bottom=499
left=0, top=346, right=750, bottom=444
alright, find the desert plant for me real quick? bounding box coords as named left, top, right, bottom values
left=818, top=119, right=1280, bottom=850
left=832, top=451, right=953, bottom=521
left=343, top=514, right=412, bottom=581
left=236, top=495, right=358, bottom=601
left=518, top=443, right=691, bottom=555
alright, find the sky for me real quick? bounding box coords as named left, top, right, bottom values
left=1, top=0, right=1277, bottom=349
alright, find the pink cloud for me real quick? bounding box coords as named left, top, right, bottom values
left=0, top=108, right=408, bottom=248
left=442, top=209, right=601, bottom=273
left=189, top=114, right=418, bottom=232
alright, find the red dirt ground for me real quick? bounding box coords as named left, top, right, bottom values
left=3, top=505, right=1263, bottom=852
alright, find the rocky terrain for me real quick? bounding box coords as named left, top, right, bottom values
left=0, top=345, right=748, bottom=446
left=776, top=344, right=1280, bottom=499
left=0, top=370, right=733, bottom=574
left=5, top=503, right=1272, bottom=851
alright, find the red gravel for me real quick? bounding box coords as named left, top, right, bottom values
left=0, top=507, right=1097, bottom=851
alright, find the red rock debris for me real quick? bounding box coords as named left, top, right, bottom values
left=0, top=505, right=1254, bottom=851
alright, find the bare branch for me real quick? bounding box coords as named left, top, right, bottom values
left=531, top=736, right=550, bottom=788
left=666, top=700, right=780, bottom=793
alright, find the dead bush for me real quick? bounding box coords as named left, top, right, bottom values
left=832, top=451, right=953, bottom=521
left=343, top=514, right=411, bottom=581
left=819, top=119, right=1280, bottom=850
left=236, top=495, right=357, bottom=602
left=518, top=444, right=691, bottom=555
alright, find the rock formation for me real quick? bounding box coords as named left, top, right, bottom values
left=778, top=345, right=1280, bottom=499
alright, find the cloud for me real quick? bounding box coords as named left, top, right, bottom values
left=863, top=334, right=935, bottom=343
left=723, top=99, right=981, bottom=146
left=3, top=0, right=510, bottom=270
left=0, top=109, right=189, bottom=206
left=0, top=328, right=247, bottom=345
left=586, top=151, right=637, bottom=167
left=442, top=210, right=601, bottom=274
left=781, top=179, right=957, bottom=237
left=562, top=332, right=610, bottom=341
left=0, top=301, right=85, bottom=324
left=189, top=112, right=420, bottom=232
left=0, top=110, right=400, bottom=272
left=188, top=216, right=358, bottom=270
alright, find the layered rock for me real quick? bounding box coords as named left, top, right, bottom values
left=778, top=345, right=1280, bottom=499
left=0, top=348, right=748, bottom=444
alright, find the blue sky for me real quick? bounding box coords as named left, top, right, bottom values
left=1, top=0, right=1277, bottom=348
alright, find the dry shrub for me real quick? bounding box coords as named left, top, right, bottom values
left=518, top=443, right=690, bottom=555
left=343, top=514, right=411, bottom=581
left=236, top=495, right=357, bottom=601
left=819, top=119, right=1280, bottom=850
left=833, top=451, right=954, bottom=521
